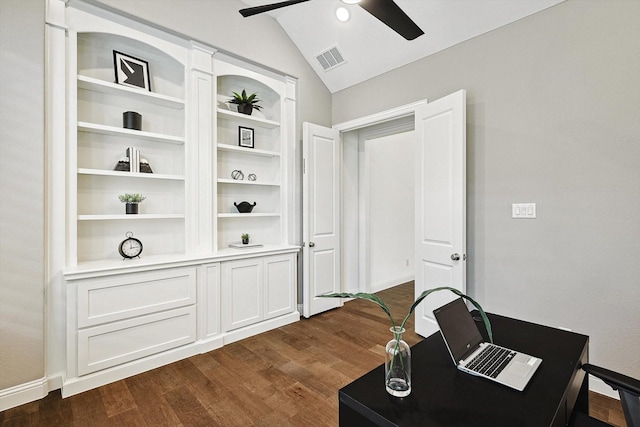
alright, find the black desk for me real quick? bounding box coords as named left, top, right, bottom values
left=339, top=312, right=589, bottom=427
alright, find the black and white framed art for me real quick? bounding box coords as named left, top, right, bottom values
left=113, top=51, right=151, bottom=91
left=239, top=126, right=255, bottom=148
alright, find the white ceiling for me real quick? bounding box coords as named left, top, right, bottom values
left=239, top=0, right=565, bottom=93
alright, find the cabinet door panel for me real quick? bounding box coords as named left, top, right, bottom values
left=264, top=254, right=295, bottom=320
left=223, top=259, right=263, bottom=331
left=77, top=268, right=196, bottom=328
left=77, top=306, right=196, bottom=375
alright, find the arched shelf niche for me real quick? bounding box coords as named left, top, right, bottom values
left=216, top=74, right=281, bottom=123
left=77, top=31, right=185, bottom=100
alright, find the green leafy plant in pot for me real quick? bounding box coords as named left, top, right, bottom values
left=229, top=89, right=262, bottom=116
left=321, top=286, right=492, bottom=397
left=118, top=193, right=146, bottom=214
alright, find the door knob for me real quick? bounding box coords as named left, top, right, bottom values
left=451, top=253, right=460, bottom=261
left=309, top=242, right=315, bottom=247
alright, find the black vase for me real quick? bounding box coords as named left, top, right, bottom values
left=125, top=203, right=138, bottom=214
left=123, top=111, right=142, bottom=130
left=237, top=103, right=253, bottom=115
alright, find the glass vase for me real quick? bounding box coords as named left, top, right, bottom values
left=385, top=326, right=411, bottom=397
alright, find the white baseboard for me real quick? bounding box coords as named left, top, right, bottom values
left=0, top=377, right=49, bottom=412
left=222, top=311, right=300, bottom=345
left=369, top=275, right=415, bottom=293
left=589, top=375, right=619, bottom=399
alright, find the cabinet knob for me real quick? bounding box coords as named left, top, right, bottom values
left=451, top=253, right=460, bottom=261
left=309, top=242, right=316, bottom=247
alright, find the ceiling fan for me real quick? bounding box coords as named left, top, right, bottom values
left=239, top=0, right=424, bottom=41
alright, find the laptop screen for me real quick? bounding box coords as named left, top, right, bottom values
left=433, top=298, right=484, bottom=363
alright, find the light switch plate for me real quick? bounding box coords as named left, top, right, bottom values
left=512, top=203, right=536, bottom=219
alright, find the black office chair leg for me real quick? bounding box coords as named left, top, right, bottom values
left=620, top=391, right=640, bottom=427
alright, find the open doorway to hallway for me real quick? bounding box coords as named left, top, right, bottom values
left=341, top=116, right=415, bottom=294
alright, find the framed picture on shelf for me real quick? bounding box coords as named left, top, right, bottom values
left=113, top=51, right=151, bottom=91
left=239, top=126, right=255, bottom=148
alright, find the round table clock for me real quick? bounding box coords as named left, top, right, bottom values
left=119, top=231, right=143, bottom=259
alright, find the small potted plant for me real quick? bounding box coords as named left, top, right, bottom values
left=241, top=233, right=250, bottom=245
left=229, top=89, right=262, bottom=116
left=118, top=193, right=146, bottom=214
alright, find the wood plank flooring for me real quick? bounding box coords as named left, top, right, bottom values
left=0, top=282, right=626, bottom=426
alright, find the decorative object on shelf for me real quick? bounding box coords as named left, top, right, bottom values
left=113, top=51, right=151, bottom=91
left=140, top=158, right=153, bottom=173
left=229, top=89, right=262, bottom=115
left=320, top=286, right=493, bottom=398
left=239, top=126, right=255, bottom=148
left=231, top=169, right=244, bottom=180
left=114, top=157, right=130, bottom=171
left=234, top=201, right=256, bottom=213
left=228, top=242, right=263, bottom=249
left=118, top=193, right=146, bottom=214
left=241, top=233, right=250, bottom=245
left=126, top=147, right=140, bottom=172
left=118, top=231, right=143, bottom=259
left=248, top=173, right=257, bottom=181
left=123, top=111, right=142, bottom=130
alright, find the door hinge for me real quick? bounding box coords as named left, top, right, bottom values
left=303, top=158, right=306, bottom=174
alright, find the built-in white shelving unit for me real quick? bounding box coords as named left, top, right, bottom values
left=215, top=60, right=291, bottom=250
left=72, top=28, right=187, bottom=264
left=48, top=1, right=299, bottom=400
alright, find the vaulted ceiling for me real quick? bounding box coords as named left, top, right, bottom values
left=239, top=0, right=565, bottom=93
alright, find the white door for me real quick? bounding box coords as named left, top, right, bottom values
left=414, top=90, right=467, bottom=338
left=302, top=122, right=341, bottom=318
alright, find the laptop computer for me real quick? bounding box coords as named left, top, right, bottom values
left=433, top=298, right=542, bottom=391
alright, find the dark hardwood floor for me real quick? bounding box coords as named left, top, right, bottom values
left=0, top=282, right=626, bottom=426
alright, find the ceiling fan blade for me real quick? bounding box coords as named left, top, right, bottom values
left=239, top=0, right=310, bottom=17
left=358, top=0, right=424, bottom=40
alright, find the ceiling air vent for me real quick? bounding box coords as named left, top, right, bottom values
left=316, top=46, right=345, bottom=71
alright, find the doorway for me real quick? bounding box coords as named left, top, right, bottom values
left=341, top=116, right=416, bottom=294
left=303, top=91, right=466, bottom=325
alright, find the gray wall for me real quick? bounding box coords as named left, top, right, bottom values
left=0, top=0, right=46, bottom=390
left=334, top=0, right=640, bottom=378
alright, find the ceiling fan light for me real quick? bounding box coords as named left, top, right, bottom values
left=336, top=7, right=350, bottom=22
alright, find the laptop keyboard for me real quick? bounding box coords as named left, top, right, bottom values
left=466, top=345, right=516, bottom=378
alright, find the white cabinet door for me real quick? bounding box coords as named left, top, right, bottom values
left=77, top=306, right=196, bottom=376
left=76, top=268, right=196, bottom=328
left=414, top=90, right=467, bottom=338
left=222, top=253, right=296, bottom=331
left=264, top=253, right=296, bottom=320
left=222, top=258, right=263, bottom=331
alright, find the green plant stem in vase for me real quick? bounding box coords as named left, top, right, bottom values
left=241, top=233, right=250, bottom=245
left=321, top=286, right=493, bottom=397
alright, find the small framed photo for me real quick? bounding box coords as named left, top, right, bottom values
left=113, top=51, right=151, bottom=91
left=239, top=126, right=255, bottom=148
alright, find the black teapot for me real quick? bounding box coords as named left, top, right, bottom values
left=234, top=201, right=256, bottom=213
